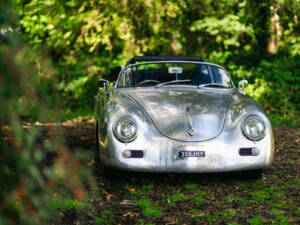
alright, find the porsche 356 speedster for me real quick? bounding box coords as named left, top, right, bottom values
left=95, top=56, right=274, bottom=176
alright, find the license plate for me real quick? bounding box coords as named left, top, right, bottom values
left=179, top=151, right=205, bottom=157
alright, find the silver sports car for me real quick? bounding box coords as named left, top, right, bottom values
left=95, top=56, right=274, bottom=176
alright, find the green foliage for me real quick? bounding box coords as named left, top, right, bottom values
left=14, top=0, right=299, bottom=122
left=142, top=208, right=162, bottom=218
left=0, top=2, right=95, bottom=224
left=1, top=2, right=299, bottom=224
left=137, top=199, right=162, bottom=218
left=220, top=209, right=238, bottom=219
left=234, top=54, right=300, bottom=125
left=227, top=222, right=240, bottom=225
left=51, top=198, right=87, bottom=211
left=184, top=183, right=198, bottom=192
left=14, top=0, right=300, bottom=122
left=168, top=193, right=190, bottom=201
left=191, top=14, right=254, bottom=49
left=192, top=196, right=203, bottom=205
left=93, top=210, right=115, bottom=225
left=249, top=216, right=263, bottom=225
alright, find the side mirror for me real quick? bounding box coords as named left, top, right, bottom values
left=238, top=80, right=248, bottom=92
left=98, top=79, right=109, bottom=90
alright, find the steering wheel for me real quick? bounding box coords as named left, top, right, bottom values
left=137, top=79, right=161, bottom=86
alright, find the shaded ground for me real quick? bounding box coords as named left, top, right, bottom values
left=27, top=118, right=300, bottom=224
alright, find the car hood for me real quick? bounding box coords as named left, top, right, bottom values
left=120, top=87, right=233, bottom=142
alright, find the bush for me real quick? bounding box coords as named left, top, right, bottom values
left=0, top=3, right=95, bottom=224
left=229, top=54, right=300, bottom=125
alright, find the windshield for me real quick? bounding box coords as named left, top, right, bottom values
left=117, top=62, right=233, bottom=88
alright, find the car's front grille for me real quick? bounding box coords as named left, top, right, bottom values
left=130, top=150, right=144, bottom=158
left=239, top=148, right=253, bottom=156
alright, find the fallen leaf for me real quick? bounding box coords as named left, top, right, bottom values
left=120, top=199, right=136, bottom=205
left=128, top=188, right=135, bottom=192
left=73, top=187, right=84, bottom=199
left=102, top=190, right=114, bottom=201
left=123, top=212, right=140, bottom=218
left=16, top=188, right=25, bottom=198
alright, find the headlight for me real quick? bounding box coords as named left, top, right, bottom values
left=242, top=115, right=266, bottom=141
left=113, top=117, right=137, bottom=142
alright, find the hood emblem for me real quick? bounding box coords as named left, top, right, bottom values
left=188, top=128, right=195, bottom=136
left=186, top=106, right=195, bottom=136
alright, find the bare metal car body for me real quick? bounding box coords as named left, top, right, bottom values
left=95, top=56, right=274, bottom=173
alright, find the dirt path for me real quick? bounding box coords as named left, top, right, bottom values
left=25, top=118, right=300, bottom=224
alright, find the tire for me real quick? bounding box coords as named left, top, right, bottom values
left=96, top=120, right=99, bottom=151
left=94, top=120, right=102, bottom=174
left=243, top=169, right=263, bottom=179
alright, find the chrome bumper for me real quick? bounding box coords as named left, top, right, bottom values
left=98, top=129, right=274, bottom=173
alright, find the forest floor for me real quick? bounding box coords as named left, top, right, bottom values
left=29, top=118, right=300, bottom=224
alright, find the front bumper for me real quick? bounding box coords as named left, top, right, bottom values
left=99, top=129, right=274, bottom=173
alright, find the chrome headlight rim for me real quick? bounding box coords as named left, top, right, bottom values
left=241, top=115, right=266, bottom=141
left=113, top=116, right=138, bottom=143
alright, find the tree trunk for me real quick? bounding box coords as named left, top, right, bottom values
left=246, top=0, right=271, bottom=57
left=268, top=4, right=282, bottom=54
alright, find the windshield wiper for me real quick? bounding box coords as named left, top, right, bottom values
left=198, top=83, right=229, bottom=88
left=155, top=79, right=192, bottom=87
